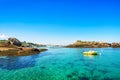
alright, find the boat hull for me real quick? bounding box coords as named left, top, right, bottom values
left=83, top=51, right=98, bottom=55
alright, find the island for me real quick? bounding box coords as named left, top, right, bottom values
left=0, top=38, right=47, bottom=56
left=66, top=40, right=120, bottom=48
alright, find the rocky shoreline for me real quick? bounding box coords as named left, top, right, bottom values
left=0, top=47, right=47, bottom=56
left=0, top=38, right=47, bottom=56
left=66, top=40, right=120, bottom=48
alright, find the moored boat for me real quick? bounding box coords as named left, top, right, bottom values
left=83, top=51, right=98, bottom=55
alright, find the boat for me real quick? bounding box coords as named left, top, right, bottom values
left=83, top=51, right=98, bottom=55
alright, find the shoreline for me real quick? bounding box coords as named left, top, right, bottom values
left=66, top=40, right=120, bottom=48
left=66, top=46, right=120, bottom=48
left=0, top=38, right=48, bottom=56
left=0, top=47, right=47, bottom=56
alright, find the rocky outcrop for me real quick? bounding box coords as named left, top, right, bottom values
left=66, top=40, right=111, bottom=48
left=1, top=38, right=46, bottom=48
left=0, top=47, right=47, bottom=56
left=8, top=38, right=22, bottom=46
left=0, top=38, right=48, bottom=56
left=111, top=43, right=120, bottom=48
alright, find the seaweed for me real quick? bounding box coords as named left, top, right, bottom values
left=40, top=66, right=46, bottom=69
left=79, top=77, right=89, bottom=80
left=67, top=74, right=73, bottom=78
left=72, top=71, right=79, bottom=76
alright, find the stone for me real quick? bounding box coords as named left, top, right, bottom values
left=8, top=38, right=22, bottom=46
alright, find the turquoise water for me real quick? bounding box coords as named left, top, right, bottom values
left=0, top=48, right=120, bottom=80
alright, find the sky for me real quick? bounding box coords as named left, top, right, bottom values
left=0, top=0, right=120, bottom=45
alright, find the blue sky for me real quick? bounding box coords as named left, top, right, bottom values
left=0, top=0, right=120, bottom=45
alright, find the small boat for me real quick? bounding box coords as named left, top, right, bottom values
left=83, top=51, right=98, bottom=55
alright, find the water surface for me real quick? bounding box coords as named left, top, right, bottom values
left=0, top=48, right=120, bottom=80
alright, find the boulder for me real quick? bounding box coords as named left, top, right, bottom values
left=8, top=38, right=22, bottom=46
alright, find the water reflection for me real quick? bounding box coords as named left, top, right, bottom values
left=0, top=54, right=39, bottom=70
left=83, top=54, right=98, bottom=58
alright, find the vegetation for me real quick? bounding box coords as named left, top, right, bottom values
left=0, top=40, right=7, bottom=44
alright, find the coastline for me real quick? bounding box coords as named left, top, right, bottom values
left=0, top=38, right=120, bottom=56
left=66, top=40, right=120, bottom=48
left=0, top=47, right=47, bottom=56
left=0, top=38, right=47, bottom=56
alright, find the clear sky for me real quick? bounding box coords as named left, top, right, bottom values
left=0, top=0, right=120, bottom=45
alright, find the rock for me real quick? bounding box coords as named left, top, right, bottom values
left=8, top=38, right=22, bottom=46
left=111, top=43, right=120, bottom=48
left=0, top=47, right=48, bottom=56
left=33, top=48, right=40, bottom=52
left=66, top=40, right=110, bottom=48
left=0, top=38, right=48, bottom=56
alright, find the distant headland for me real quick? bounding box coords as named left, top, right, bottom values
left=0, top=38, right=47, bottom=56
left=66, top=40, right=120, bottom=48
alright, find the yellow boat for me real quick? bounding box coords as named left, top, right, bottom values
left=83, top=51, right=98, bottom=55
